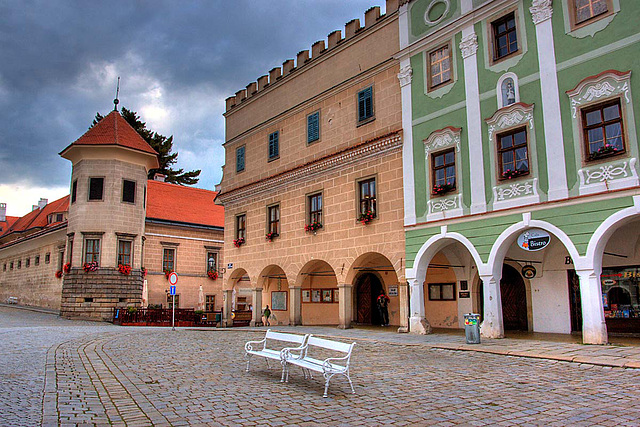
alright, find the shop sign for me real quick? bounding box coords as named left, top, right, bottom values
left=459, top=291, right=470, bottom=298
left=603, top=279, right=616, bottom=286
left=388, top=286, right=398, bottom=297
left=517, top=229, right=550, bottom=251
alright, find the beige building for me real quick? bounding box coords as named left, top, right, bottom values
left=216, top=0, right=408, bottom=330
left=0, top=110, right=224, bottom=320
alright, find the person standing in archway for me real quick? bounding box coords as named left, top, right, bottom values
left=262, top=305, right=271, bottom=327
left=377, top=290, right=390, bottom=326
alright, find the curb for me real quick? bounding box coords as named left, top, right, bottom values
left=0, top=303, right=60, bottom=316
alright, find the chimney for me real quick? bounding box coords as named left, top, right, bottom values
left=311, top=40, right=325, bottom=58
left=386, top=0, right=400, bottom=13
left=327, top=30, right=342, bottom=48
left=282, top=59, right=295, bottom=76
left=365, top=6, right=381, bottom=27
left=345, top=19, right=361, bottom=39
left=257, top=75, right=269, bottom=91
left=38, top=198, right=48, bottom=210
left=246, top=82, right=257, bottom=96
left=0, top=203, right=6, bottom=222
left=154, top=173, right=166, bottom=182
left=32, top=205, right=39, bottom=211
left=269, top=67, right=282, bottom=82
left=297, top=50, right=309, bottom=67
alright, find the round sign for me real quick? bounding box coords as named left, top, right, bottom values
left=517, top=229, right=551, bottom=251
left=168, top=271, right=179, bottom=286
left=522, top=265, right=537, bottom=279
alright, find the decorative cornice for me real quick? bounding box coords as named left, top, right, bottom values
left=218, top=132, right=403, bottom=204
left=397, top=65, right=413, bottom=87
left=423, top=126, right=462, bottom=153
left=485, top=102, right=535, bottom=140
left=459, top=33, right=478, bottom=59
left=566, top=70, right=632, bottom=118
left=530, top=0, right=553, bottom=25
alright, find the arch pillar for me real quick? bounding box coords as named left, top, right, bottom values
left=408, top=278, right=431, bottom=335
left=222, top=289, right=233, bottom=327
left=576, top=268, right=608, bottom=345
left=397, top=281, right=409, bottom=333
left=338, top=284, right=353, bottom=329
left=479, top=273, right=504, bottom=339
left=251, top=287, right=263, bottom=327
left=289, top=286, right=302, bottom=326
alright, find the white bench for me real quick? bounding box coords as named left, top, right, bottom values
left=244, top=329, right=308, bottom=382
left=282, top=336, right=356, bottom=398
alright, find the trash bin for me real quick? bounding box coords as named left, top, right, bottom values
left=464, top=313, right=481, bottom=344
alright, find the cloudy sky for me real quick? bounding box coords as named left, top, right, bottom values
left=0, top=0, right=385, bottom=217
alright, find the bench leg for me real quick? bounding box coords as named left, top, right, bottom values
left=346, top=373, right=355, bottom=394
left=245, top=354, right=252, bottom=372
left=322, top=373, right=334, bottom=398
left=265, top=358, right=271, bottom=369
left=280, top=360, right=287, bottom=383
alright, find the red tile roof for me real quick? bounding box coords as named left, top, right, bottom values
left=0, top=216, right=18, bottom=234
left=59, top=110, right=158, bottom=156
left=146, top=180, right=223, bottom=228
left=0, top=195, right=70, bottom=238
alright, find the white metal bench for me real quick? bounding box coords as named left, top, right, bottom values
left=283, top=336, right=356, bottom=398
left=244, top=329, right=309, bottom=382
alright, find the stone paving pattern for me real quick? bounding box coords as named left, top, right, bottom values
left=1, top=305, right=639, bottom=426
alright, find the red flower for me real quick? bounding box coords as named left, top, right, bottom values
left=207, top=270, right=218, bottom=280
left=63, top=262, right=71, bottom=273
left=55, top=270, right=63, bottom=278
left=118, top=264, right=131, bottom=275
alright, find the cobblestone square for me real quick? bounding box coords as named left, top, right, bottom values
left=1, top=306, right=639, bottom=426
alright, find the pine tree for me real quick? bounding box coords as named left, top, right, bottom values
left=92, top=108, right=201, bottom=185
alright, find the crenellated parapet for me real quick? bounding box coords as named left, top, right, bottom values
left=224, top=1, right=399, bottom=113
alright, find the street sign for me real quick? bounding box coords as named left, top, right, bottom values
left=169, top=285, right=176, bottom=295
left=168, top=271, right=179, bottom=285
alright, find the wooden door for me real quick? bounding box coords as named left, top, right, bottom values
left=500, top=264, right=528, bottom=331
left=567, top=270, right=582, bottom=333
left=356, top=274, right=383, bottom=324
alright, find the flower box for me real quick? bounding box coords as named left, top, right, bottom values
left=83, top=261, right=98, bottom=272
left=305, top=221, right=323, bottom=233
left=118, top=264, right=131, bottom=275
left=164, top=269, right=173, bottom=279
left=501, top=169, right=524, bottom=180
left=432, top=183, right=455, bottom=196
left=55, top=270, right=63, bottom=278
left=207, top=270, right=218, bottom=280
left=233, top=237, right=245, bottom=248
left=265, top=232, right=279, bottom=242
left=589, top=144, right=621, bottom=161
left=358, top=211, right=375, bottom=225
left=63, top=262, right=71, bottom=274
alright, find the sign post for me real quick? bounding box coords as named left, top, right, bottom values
left=168, top=272, right=179, bottom=331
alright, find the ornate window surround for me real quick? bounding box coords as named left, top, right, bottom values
left=566, top=69, right=638, bottom=195
left=485, top=102, right=541, bottom=210
left=481, top=0, right=529, bottom=74
left=422, top=36, right=458, bottom=99
left=424, top=126, right=464, bottom=221
left=561, top=0, right=620, bottom=39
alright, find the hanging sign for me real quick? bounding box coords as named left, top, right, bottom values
left=517, top=229, right=550, bottom=251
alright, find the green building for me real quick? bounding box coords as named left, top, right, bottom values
left=398, top=0, right=639, bottom=343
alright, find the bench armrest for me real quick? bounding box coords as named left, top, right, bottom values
left=281, top=344, right=306, bottom=361
left=244, top=337, right=267, bottom=352
left=322, top=353, right=352, bottom=370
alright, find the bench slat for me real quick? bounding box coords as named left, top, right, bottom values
left=306, top=336, right=353, bottom=353
left=266, top=331, right=307, bottom=344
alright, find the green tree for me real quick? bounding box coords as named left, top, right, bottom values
left=92, top=108, right=201, bottom=185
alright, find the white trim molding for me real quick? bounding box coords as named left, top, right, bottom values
left=529, top=0, right=552, bottom=24
left=399, top=58, right=417, bottom=226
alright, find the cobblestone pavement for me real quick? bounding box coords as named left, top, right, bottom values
left=1, top=306, right=640, bottom=426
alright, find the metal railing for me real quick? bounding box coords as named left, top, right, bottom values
left=112, top=308, right=221, bottom=327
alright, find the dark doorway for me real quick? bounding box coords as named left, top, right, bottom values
left=356, top=273, right=383, bottom=325
left=568, top=269, right=583, bottom=333
left=501, top=264, right=528, bottom=331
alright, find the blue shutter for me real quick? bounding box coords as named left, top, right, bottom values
left=268, top=132, right=279, bottom=159
left=307, top=112, right=320, bottom=143
left=236, top=146, right=245, bottom=172
left=358, top=87, right=373, bottom=122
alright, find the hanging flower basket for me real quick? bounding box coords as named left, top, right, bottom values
left=305, top=221, right=323, bottom=233
left=164, top=269, right=173, bottom=279
left=501, top=169, right=523, bottom=180
left=55, top=270, right=63, bottom=278
left=265, top=232, right=278, bottom=242
left=83, top=261, right=98, bottom=272
left=233, top=237, right=245, bottom=248
left=589, top=144, right=621, bottom=161
left=63, top=262, right=71, bottom=274
left=358, top=211, right=375, bottom=225
left=141, top=267, right=147, bottom=277
left=432, top=183, right=455, bottom=196
left=207, top=270, right=218, bottom=280
left=118, top=264, right=131, bottom=275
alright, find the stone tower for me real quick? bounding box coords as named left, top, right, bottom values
left=58, top=110, right=159, bottom=320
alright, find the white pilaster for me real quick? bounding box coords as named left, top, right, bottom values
left=460, top=27, right=487, bottom=214
left=479, top=274, right=504, bottom=338
left=576, top=269, right=608, bottom=344
left=398, top=59, right=417, bottom=225
left=530, top=1, right=569, bottom=201
left=408, top=278, right=431, bottom=334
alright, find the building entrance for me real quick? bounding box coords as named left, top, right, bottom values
left=356, top=273, right=383, bottom=325
left=500, top=264, right=528, bottom=331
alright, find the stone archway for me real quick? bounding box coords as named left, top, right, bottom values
left=257, top=265, right=289, bottom=326
left=500, top=264, right=528, bottom=331
left=295, top=260, right=338, bottom=326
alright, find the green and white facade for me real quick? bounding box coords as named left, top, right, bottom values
left=398, top=0, right=639, bottom=343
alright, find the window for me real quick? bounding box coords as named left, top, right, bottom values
left=207, top=252, right=217, bottom=273
left=205, top=295, right=216, bottom=312
left=236, top=214, right=246, bottom=240
left=45, top=253, right=50, bottom=264
left=428, top=283, right=456, bottom=301
left=267, top=205, right=280, bottom=236
left=268, top=131, right=279, bottom=160
left=308, top=193, right=323, bottom=225
left=17, top=260, right=21, bottom=269
left=10, top=262, right=13, bottom=270
left=167, top=294, right=180, bottom=309
left=56, top=213, right=63, bottom=222
left=357, top=86, right=374, bottom=123
left=117, top=240, right=132, bottom=266
left=163, top=248, right=175, bottom=272
left=122, top=180, right=136, bottom=203
left=84, top=239, right=100, bottom=264
left=358, top=178, right=377, bottom=218
left=497, top=128, right=529, bottom=179
left=432, top=149, right=456, bottom=194
left=143, top=186, right=146, bottom=208
left=307, top=111, right=320, bottom=143
left=25, top=258, right=30, bottom=268
left=88, top=177, right=104, bottom=201
left=492, top=13, right=518, bottom=60
left=35, top=255, right=40, bottom=266
left=428, top=45, right=452, bottom=90
left=71, top=180, right=77, bottom=203
left=574, top=0, right=608, bottom=24
left=582, top=100, right=625, bottom=161
left=236, top=146, right=245, bottom=173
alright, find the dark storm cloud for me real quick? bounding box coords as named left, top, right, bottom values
left=0, top=0, right=383, bottom=203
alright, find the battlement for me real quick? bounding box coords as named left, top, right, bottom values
left=225, top=0, right=399, bottom=113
